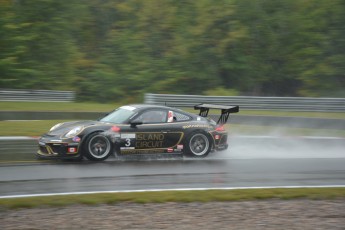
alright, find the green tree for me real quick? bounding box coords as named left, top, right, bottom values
left=292, top=0, right=345, bottom=97
left=1, top=0, right=344, bottom=101
left=1, top=0, right=79, bottom=89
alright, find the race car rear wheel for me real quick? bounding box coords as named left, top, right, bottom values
left=185, top=132, right=211, bottom=158
left=83, top=133, right=112, bottom=161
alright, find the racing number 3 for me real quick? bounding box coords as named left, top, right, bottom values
left=121, top=133, right=136, bottom=149
left=125, top=138, right=131, bottom=147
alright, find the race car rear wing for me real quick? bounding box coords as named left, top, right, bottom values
left=194, top=103, right=239, bottom=125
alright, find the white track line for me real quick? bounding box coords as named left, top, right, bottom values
left=1, top=185, right=344, bottom=199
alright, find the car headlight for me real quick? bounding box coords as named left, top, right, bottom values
left=50, top=123, right=63, bottom=131
left=64, top=126, right=83, bottom=138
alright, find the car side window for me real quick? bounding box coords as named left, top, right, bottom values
left=132, top=110, right=167, bottom=124
left=174, top=111, right=192, bottom=121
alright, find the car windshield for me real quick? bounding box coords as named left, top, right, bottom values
left=100, top=106, right=136, bottom=124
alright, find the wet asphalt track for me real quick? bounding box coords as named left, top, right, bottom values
left=0, top=136, right=344, bottom=197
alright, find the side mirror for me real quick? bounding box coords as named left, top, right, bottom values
left=130, top=121, right=143, bottom=128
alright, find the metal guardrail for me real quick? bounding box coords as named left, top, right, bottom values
left=145, top=93, right=345, bottom=112
left=0, top=138, right=38, bottom=161
left=1, top=111, right=344, bottom=129
left=0, top=89, right=75, bottom=102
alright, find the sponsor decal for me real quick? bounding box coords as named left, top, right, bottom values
left=121, top=149, right=163, bottom=154
left=72, top=136, right=81, bottom=142
left=135, top=133, right=165, bottom=148
left=51, top=140, right=62, bottom=142
left=177, top=144, right=184, bottom=150
left=182, top=124, right=212, bottom=129
left=167, top=148, right=173, bottom=153
left=121, top=147, right=135, bottom=150
left=174, top=149, right=182, bottom=152
left=120, top=105, right=136, bottom=111
left=121, top=133, right=136, bottom=139
left=136, top=141, right=163, bottom=148
left=68, top=147, right=77, bottom=153
left=215, top=135, right=220, bottom=140
left=137, top=133, right=164, bottom=141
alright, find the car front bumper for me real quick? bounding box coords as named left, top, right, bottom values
left=37, top=135, right=81, bottom=159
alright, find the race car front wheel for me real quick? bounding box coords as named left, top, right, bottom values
left=185, top=132, right=211, bottom=158
left=83, top=133, right=112, bottom=161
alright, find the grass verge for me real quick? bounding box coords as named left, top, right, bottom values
left=0, top=188, right=344, bottom=209
left=0, top=120, right=69, bottom=136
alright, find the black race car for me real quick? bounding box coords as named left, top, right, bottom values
left=37, top=104, right=239, bottom=161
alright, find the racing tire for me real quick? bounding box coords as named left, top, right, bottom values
left=184, top=131, right=211, bottom=158
left=83, top=133, right=112, bottom=161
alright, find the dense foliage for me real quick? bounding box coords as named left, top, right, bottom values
left=1, top=0, right=344, bottom=102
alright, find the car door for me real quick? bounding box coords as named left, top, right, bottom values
left=163, top=109, right=194, bottom=153
left=118, top=109, right=182, bottom=154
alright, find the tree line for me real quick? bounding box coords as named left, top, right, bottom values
left=1, top=0, right=344, bottom=102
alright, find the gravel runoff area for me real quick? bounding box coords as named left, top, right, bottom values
left=1, top=199, right=344, bottom=230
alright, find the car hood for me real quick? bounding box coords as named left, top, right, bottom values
left=47, top=120, right=108, bottom=136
